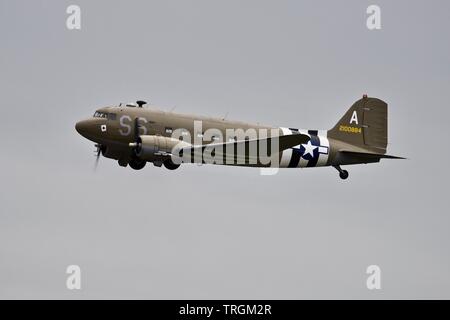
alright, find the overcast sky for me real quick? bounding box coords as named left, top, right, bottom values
left=1, top=0, right=450, bottom=299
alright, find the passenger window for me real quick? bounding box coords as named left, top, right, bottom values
left=165, top=127, right=173, bottom=134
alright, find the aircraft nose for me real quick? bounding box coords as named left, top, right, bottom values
left=75, top=119, right=90, bottom=137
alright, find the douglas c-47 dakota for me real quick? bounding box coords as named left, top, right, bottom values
left=75, top=95, right=404, bottom=179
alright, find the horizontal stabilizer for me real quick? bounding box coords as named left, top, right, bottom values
left=339, top=150, right=406, bottom=160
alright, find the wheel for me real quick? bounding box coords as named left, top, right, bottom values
left=163, top=159, right=180, bottom=170
left=339, top=170, right=349, bottom=180
left=118, top=159, right=128, bottom=167
left=129, top=159, right=146, bottom=170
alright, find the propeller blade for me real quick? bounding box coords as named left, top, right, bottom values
left=130, top=118, right=142, bottom=157
left=134, top=117, right=140, bottom=141
left=94, top=144, right=101, bottom=171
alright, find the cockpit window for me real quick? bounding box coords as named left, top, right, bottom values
left=93, top=111, right=108, bottom=118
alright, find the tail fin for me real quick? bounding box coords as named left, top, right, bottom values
left=328, top=95, right=387, bottom=154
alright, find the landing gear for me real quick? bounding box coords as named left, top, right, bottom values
left=129, top=159, right=146, bottom=170
left=339, top=170, right=349, bottom=180
left=163, top=159, right=180, bottom=170
left=118, top=159, right=128, bottom=167
left=333, top=165, right=349, bottom=180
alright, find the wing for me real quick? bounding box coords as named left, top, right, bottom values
left=177, top=132, right=310, bottom=165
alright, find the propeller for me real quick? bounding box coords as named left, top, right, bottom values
left=134, top=117, right=140, bottom=141
left=94, top=143, right=102, bottom=171
left=94, top=118, right=142, bottom=171
left=129, top=117, right=142, bottom=155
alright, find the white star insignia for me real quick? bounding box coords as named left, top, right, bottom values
left=301, top=141, right=317, bottom=157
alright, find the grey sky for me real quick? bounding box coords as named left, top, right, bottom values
left=0, top=0, right=449, bottom=299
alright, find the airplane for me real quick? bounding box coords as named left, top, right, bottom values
left=75, top=95, right=404, bottom=179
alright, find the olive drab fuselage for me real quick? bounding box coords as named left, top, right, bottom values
left=75, top=97, right=403, bottom=179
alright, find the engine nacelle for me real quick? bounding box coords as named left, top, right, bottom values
left=101, top=145, right=127, bottom=160
left=134, top=135, right=190, bottom=161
